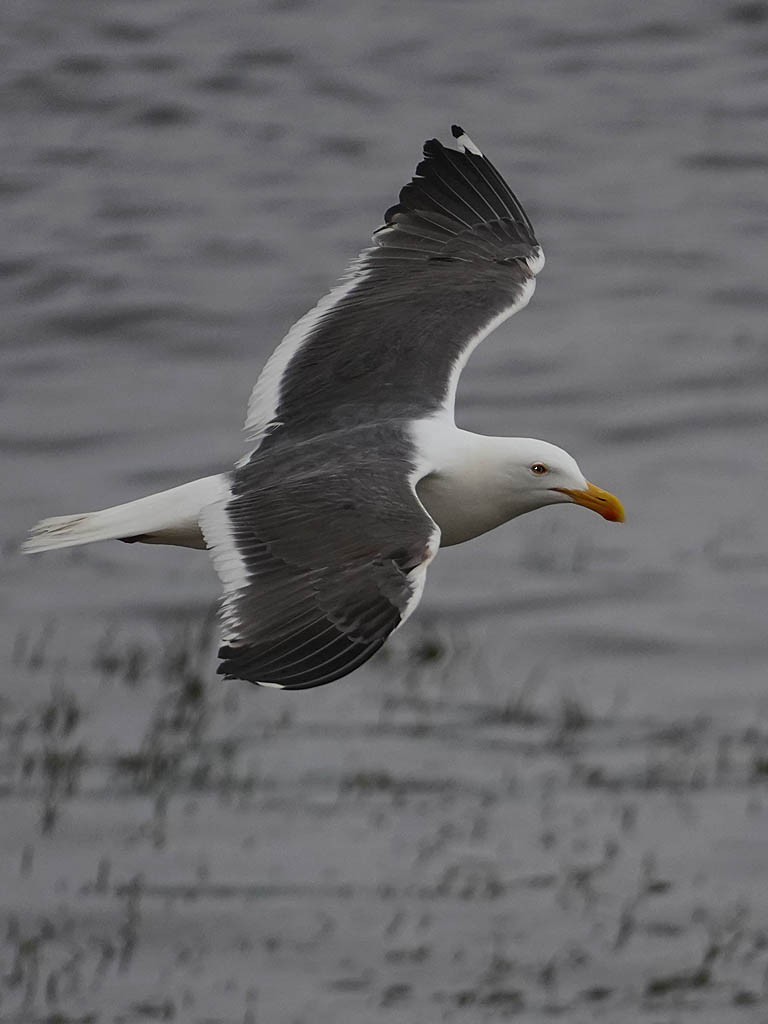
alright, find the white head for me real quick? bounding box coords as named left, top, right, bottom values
left=500, top=438, right=625, bottom=523
left=414, top=428, right=625, bottom=547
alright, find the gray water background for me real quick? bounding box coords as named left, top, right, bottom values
left=2, top=1, right=768, bottom=1021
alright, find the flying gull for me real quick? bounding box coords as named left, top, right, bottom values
left=23, top=125, right=625, bottom=689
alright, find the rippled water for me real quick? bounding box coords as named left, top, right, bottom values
left=3, top=1, right=768, bottom=1020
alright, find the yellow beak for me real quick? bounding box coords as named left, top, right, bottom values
left=554, top=481, right=625, bottom=523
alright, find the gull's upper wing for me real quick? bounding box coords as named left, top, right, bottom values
left=244, top=125, right=543, bottom=451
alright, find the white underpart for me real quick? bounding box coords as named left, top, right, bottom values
left=22, top=475, right=226, bottom=553
left=242, top=253, right=371, bottom=456
left=198, top=479, right=250, bottom=638
left=442, top=274, right=537, bottom=419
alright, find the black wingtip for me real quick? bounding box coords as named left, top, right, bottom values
left=451, top=124, right=464, bottom=139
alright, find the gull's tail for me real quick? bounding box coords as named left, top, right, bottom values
left=22, top=474, right=229, bottom=553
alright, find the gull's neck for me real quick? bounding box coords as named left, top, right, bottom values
left=412, top=418, right=543, bottom=547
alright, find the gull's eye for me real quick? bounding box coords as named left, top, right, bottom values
left=530, top=463, right=549, bottom=476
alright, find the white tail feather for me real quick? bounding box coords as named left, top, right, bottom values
left=22, top=474, right=229, bottom=553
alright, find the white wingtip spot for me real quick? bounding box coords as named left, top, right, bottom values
left=257, top=680, right=286, bottom=690
left=454, top=131, right=483, bottom=157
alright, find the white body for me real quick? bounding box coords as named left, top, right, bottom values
left=22, top=422, right=586, bottom=556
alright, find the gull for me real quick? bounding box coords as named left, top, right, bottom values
left=23, top=125, right=624, bottom=689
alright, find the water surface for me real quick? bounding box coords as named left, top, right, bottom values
left=3, top=1, right=768, bottom=1020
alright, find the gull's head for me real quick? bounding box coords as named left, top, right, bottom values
left=505, top=439, right=625, bottom=523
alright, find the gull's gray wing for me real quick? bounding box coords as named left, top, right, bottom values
left=245, top=125, right=544, bottom=452
left=202, top=425, right=438, bottom=689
